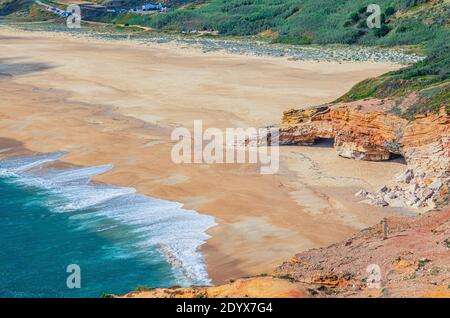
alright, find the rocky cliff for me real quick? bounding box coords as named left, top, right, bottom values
left=279, top=92, right=449, bottom=211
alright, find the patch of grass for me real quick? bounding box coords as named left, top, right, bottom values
left=272, top=274, right=295, bottom=282
left=336, top=77, right=384, bottom=102
left=403, top=83, right=449, bottom=120
left=134, top=286, right=155, bottom=292
left=430, top=267, right=440, bottom=276
left=444, top=238, right=450, bottom=248
left=257, top=273, right=269, bottom=277
left=271, top=34, right=312, bottom=45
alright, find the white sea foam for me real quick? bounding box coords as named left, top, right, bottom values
left=0, top=153, right=216, bottom=286
left=0, top=152, right=67, bottom=173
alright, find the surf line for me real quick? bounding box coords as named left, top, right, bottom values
left=0, top=151, right=217, bottom=286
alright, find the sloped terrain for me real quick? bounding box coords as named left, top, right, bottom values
left=121, top=209, right=450, bottom=298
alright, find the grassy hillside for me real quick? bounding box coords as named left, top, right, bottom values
left=129, top=0, right=449, bottom=47
left=337, top=44, right=449, bottom=117
left=2, top=0, right=448, bottom=49
left=0, top=0, right=30, bottom=15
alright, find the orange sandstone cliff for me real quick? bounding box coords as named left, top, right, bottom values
left=279, top=95, right=449, bottom=210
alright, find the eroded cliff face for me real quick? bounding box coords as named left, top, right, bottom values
left=279, top=96, right=449, bottom=210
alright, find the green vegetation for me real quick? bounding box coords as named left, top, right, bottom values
left=272, top=274, right=295, bottom=282
left=0, top=0, right=31, bottom=15
left=337, top=45, right=449, bottom=119
left=121, top=0, right=449, bottom=47
left=2, top=0, right=447, bottom=49
left=445, top=239, right=450, bottom=248
left=134, top=285, right=155, bottom=292
left=271, top=34, right=311, bottom=45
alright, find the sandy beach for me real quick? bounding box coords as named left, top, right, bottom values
left=0, top=26, right=414, bottom=284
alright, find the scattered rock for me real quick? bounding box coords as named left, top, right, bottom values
left=409, top=183, right=419, bottom=193
left=355, top=189, right=369, bottom=198
left=429, top=180, right=442, bottom=191
left=422, top=188, right=434, bottom=201
left=397, top=169, right=414, bottom=184
left=379, top=185, right=389, bottom=193
left=370, top=197, right=389, bottom=207
left=387, top=192, right=398, bottom=200
left=418, top=258, right=432, bottom=269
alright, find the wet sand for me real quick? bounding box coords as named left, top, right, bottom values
left=0, top=26, right=412, bottom=284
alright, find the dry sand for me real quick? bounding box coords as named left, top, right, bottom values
left=0, top=26, right=413, bottom=284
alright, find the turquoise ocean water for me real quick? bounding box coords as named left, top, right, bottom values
left=0, top=153, right=215, bottom=298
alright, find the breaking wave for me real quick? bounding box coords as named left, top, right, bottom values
left=0, top=153, right=216, bottom=286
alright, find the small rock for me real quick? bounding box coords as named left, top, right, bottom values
left=370, top=197, right=389, bottom=207
left=408, top=183, right=419, bottom=193
left=426, top=198, right=437, bottom=209
left=421, top=188, right=434, bottom=201
left=396, top=169, right=414, bottom=184
left=418, top=258, right=431, bottom=268
left=395, top=191, right=404, bottom=198
left=379, top=185, right=389, bottom=193
left=405, top=195, right=420, bottom=206
left=355, top=189, right=369, bottom=198
left=388, top=192, right=398, bottom=200
left=429, top=180, right=442, bottom=191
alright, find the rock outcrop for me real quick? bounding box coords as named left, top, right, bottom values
left=279, top=97, right=449, bottom=210
left=119, top=276, right=313, bottom=298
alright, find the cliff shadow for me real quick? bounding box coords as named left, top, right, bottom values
left=310, top=138, right=335, bottom=148
left=388, top=153, right=407, bottom=165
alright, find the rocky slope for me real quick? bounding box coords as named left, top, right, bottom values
left=121, top=208, right=450, bottom=298
left=274, top=208, right=450, bottom=298
left=279, top=90, right=449, bottom=211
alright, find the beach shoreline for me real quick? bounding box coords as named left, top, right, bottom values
left=0, top=26, right=415, bottom=285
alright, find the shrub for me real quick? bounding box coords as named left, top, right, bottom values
left=385, top=7, right=396, bottom=17
left=343, top=20, right=352, bottom=27
left=349, top=12, right=360, bottom=23
left=374, top=24, right=391, bottom=37
left=273, top=34, right=312, bottom=45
